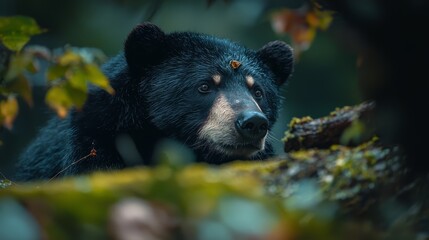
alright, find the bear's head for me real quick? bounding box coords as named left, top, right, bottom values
left=124, top=23, right=293, bottom=163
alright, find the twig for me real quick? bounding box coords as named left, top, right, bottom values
left=48, top=148, right=97, bottom=182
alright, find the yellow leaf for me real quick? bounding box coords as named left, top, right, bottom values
left=0, top=96, right=19, bottom=129
left=58, top=50, right=82, bottom=66
left=45, top=86, right=73, bottom=118
left=1, top=35, right=30, bottom=52
left=312, top=9, right=334, bottom=30
left=63, top=83, right=88, bottom=108
left=84, top=64, right=115, bottom=94
left=46, top=64, right=68, bottom=81
left=45, top=83, right=88, bottom=117
left=68, top=68, right=88, bottom=92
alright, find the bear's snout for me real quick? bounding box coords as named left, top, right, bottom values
left=235, top=111, right=268, bottom=141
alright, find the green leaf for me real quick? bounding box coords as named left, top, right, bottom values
left=45, top=86, right=73, bottom=118
left=45, top=83, right=87, bottom=118
left=1, top=35, right=30, bottom=52
left=84, top=64, right=114, bottom=94
left=58, top=50, right=82, bottom=66
left=4, top=53, right=32, bottom=82
left=0, top=16, right=44, bottom=51
left=68, top=68, right=88, bottom=92
left=46, top=64, right=68, bottom=82
left=6, top=75, right=33, bottom=106
left=64, top=83, right=87, bottom=109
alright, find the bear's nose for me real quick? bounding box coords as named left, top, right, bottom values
left=235, top=111, right=268, bottom=140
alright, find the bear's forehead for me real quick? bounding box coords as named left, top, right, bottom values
left=178, top=46, right=261, bottom=72
left=167, top=33, right=271, bottom=80
left=201, top=54, right=265, bottom=78
left=174, top=33, right=256, bottom=63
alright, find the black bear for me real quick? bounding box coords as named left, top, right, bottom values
left=15, top=23, right=293, bottom=181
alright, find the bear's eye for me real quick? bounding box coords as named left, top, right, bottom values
left=198, top=84, right=211, bottom=93
left=254, top=88, right=263, bottom=99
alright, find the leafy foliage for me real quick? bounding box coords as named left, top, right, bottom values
left=270, top=2, right=333, bottom=56
left=0, top=16, right=113, bottom=131
left=0, top=16, right=44, bottom=52
left=45, top=48, right=114, bottom=117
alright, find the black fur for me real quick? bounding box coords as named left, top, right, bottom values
left=15, top=23, right=293, bottom=181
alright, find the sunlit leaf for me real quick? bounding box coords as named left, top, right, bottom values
left=46, top=65, right=68, bottom=82
left=6, top=75, right=33, bottom=106
left=84, top=64, right=114, bottom=94
left=68, top=68, right=88, bottom=92
left=0, top=16, right=44, bottom=51
left=64, top=83, right=88, bottom=108
left=1, top=35, right=30, bottom=52
left=58, top=50, right=82, bottom=66
left=45, top=82, right=88, bottom=118
left=4, top=53, right=32, bottom=82
left=0, top=96, right=19, bottom=129
left=45, top=86, right=72, bottom=118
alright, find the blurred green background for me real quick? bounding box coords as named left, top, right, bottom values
left=0, top=0, right=361, bottom=177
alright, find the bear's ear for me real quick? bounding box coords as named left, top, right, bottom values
left=257, top=41, right=294, bottom=86
left=124, top=23, right=167, bottom=75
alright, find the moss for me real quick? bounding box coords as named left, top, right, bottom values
left=287, top=116, right=313, bottom=129
left=281, top=131, right=295, bottom=142
left=330, top=105, right=352, bottom=116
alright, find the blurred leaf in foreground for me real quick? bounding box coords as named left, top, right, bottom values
left=271, top=2, right=333, bottom=56
left=0, top=16, right=44, bottom=52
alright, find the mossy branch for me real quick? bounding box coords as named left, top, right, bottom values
left=283, top=101, right=376, bottom=152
